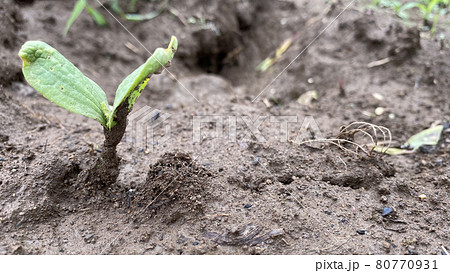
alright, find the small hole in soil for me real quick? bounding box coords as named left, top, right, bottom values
left=193, top=30, right=242, bottom=75
left=15, top=0, right=35, bottom=5
left=197, top=52, right=226, bottom=74
left=3, top=39, right=11, bottom=49
left=278, top=175, right=294, bottom=185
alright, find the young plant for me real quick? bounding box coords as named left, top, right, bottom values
left=65, top=0, right=107, bottom=35
left=398, top=0, right=448, bottom=32
left=372, top=0, right=449, bottom=33
left=65, top=0, right=168, bottom=35
left=19, top=36, right=178, bottom=185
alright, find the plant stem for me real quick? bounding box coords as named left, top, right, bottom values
left=91, top=101, right=130, bottom=186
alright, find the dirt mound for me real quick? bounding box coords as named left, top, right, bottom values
left=142, top=152, right=212, bottom=224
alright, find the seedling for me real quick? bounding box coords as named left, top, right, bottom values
left=19, top=36, right=178, bottom=185
left=65, top=0, right=107, bottom=35
left=371, top=0, right=449, bottom=33
left=65, top=0, right=169, bottom=35
left=398, top=0, right=449, bottom=32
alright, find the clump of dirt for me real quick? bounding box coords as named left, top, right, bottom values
left=142, top=152, right=212, bottom=224
left=43, top=157, right=82, bottom=204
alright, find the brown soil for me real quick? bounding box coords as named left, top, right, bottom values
left=0, top=0, right=449, bottom=254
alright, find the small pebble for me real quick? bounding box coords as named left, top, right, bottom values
left=0, top=158, right=5, bottom=161
left=138, top=148, right=144, bottom=152
left=193, top=242, right=199, bottom=246
left=356, top=230, right=366, bottom=235
left=382, top=207, right=394, bottom=216
left=252, top=157, right=259, bottom=166
left=407, top=247, right=418, bottom=255
left=239, top=142, right=249, bottom=149
left=324, top=210, right=332, bottom=215
left=375, top=107, right=385, bottom=116
left=151, top=112, right=160, bottom=123
left=372, top=93, right=384, bottom=101
left=203, top=163, right=211, bottom=167
left=244, top=204, right=252, bottom=209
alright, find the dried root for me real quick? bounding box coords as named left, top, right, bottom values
left=296, top=122, right=392, bottom=157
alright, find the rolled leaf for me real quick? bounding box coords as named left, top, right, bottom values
left=19, top=41, right=110, bottom=126
left=108, top=36, right=177, bottom=129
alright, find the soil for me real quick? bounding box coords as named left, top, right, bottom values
left=0, top=0, right=449, bottom=254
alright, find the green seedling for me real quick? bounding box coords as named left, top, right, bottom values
left=371, top=0, right=449, bottom=33
left=398, top=0, right=447, bottom=31
left=65, top=0, right=169, bottom=35
left=371, top=0, right=407, bottom=18
left=65, top=0, right=107, bottom=35
left=19, top=36, right=178, bottom=185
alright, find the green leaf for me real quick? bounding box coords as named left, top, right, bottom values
left=64, top=0, right=87, bottom=35
left=107, top=36, right=178, bottom=129
left=405, top=125, right=443, bottom=149
left=86, top=5, right=107, bottom=26
left=123, top=10, right=161, bottom=21
left=123, top=0, right=168, bottom=22
left=399, top=2, right=423, bottom=12
left=110, top=0, right=123, bottom=14
left=19, top=41, right=110, bottom=126
left=426, top=0, right=440, bottom=14
left=128, top=0, right=138, bottom=12
left=373, top=146, right=414, bottom=155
